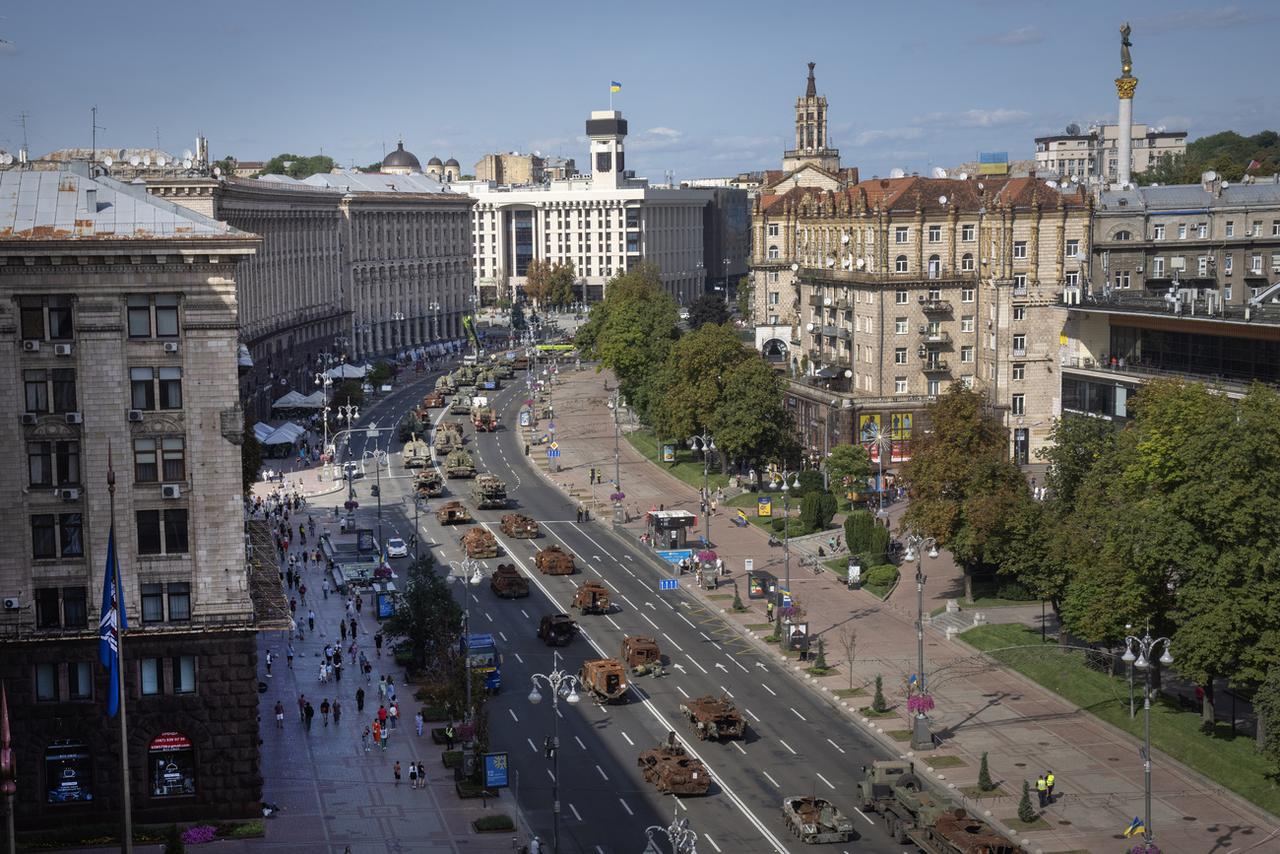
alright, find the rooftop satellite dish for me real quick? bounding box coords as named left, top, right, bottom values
left=157, top=156, right=167, bottom=167
left=856, top=258, right=865, bottom=269
left=1069, top=174, right=1078, bottom=184
left=213, top=166, right=222, bottom=177
left=958, top=172, right=969, bottom=180
left=102, top=155, right=114, bottom=167
left=183, top=158, right=193, bottom=169
left=932, top=167, right=948, bottom=179
left=1045, top=180, right=1058, bottom=188
left=1221, top=181, right=1230, bottom=189
left=806, top=323, right=815, bottom=332
left=142, top=155, right=152, bottom=167
left=843, top=369, right=853, bottom=379
left=1203, top=170, right=1217, bottom=182
left=889, top=167, right=906, bottom=179
left=938, top=195, right=948, bottom=205
left=129, top=155, right=141, bottom=166
left=826, top=258, right=835, bottom=268
left=0, top=153, right=11, bottom=165
left=182, top=149, right=193, bottom=161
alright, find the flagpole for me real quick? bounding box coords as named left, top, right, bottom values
left=107, top=448, right=134, bottom=854
left=1, top=681, right=15, bottom=854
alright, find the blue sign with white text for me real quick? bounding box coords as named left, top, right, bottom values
left=483, top=752, right=509, bottom=788
left=655, top=549, right=694, bottom=565
left=659, top=579, right=679, bottom=591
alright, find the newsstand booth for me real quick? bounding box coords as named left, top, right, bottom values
left=646, top=509, right=697, bottom=549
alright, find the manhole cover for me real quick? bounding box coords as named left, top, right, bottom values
left=1014, top=762, right=1026, bottom=768
left=1107, top=756, right=1120, bottom=762
left=1057, top=820, right=1072, bottom=826
left=1182, top=816, right=1196, bottom=822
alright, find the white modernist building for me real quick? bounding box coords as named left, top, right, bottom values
left=455, top=110, right=714, bottom=305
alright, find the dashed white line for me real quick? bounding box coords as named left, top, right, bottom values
left=678, top=614, right=696, bottom=628
left=570, top=803, right=583, bottom=822
left=514, top=653, right=524, bottom=664
left=547, top=769, right=556, bottom=782
left=711, top=641, right=723, bottom=650
left=607, top=615, right=621, bottom=630
left=779, top=739, right=797, bottom=755
left=760, top=683, right=777, bottom=696
left=762, top=770, right=780, bottom=788
left=661, top=632, right=684, bottom=652
left=719, top=685, right=734, bottom=698
left=484, top=612, right=493, bottom=622
left=676, top=685, right=690, bottom=698
left=816, top=772, right=836, bottom=790
left=732, top=740, right=746, bottom=755
left=509, top=709, right=519, bottom=723
left=703, top=834, right=722, bottom=853
left=527, top=738, right=537, bottom=752
left=790, top=706, right=806, bottom=721
left=618, top=798, right=633, bottom=816
left=498, top=631, right=508, bottom=643
left=854, top=807, right=875, bottom=826
left=621, top=594, right=638, bottom=610
left=574, top=735, right=586, bottom=750
left=685, top=654, right=709, bottom=674
left=728, top=656, right=748, bottom=672
left=624, top=568, right=636, bottom=577
left=643, top=614, right=660, bottom=630
left=520, top=609, right=530, bottom=619
left=621, top=731, right=634, bottom=746
left=826, top=738, right=846, bottom=754
left=745, top=707, right=761, bottom=722
left=589, top=566, right=602, bottom=577
left=699, top=632, right=711, bottom=641
left=596, top=764, right=609, bottom=781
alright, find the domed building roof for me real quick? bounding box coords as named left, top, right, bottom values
left=382, top=141, right=421, bottom=172
left=444, top=158, right=460, bottom=167
left=427, top=156, right=443, bottom=167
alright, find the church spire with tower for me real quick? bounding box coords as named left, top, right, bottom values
left=783, top=61, right=841, bottom=174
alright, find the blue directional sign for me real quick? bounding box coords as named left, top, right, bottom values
left=659, top=579, right=679, bottom=591
left=547, top=448, right=560, bottom=459
left=483, top=752, right=509, bottom=788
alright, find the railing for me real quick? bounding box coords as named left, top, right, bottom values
left=919, top=298, right=952, bottom=313
left=918, top=327, right=951, bottom=344
left=1011, top=347, right=1027, bottom=357
left=1060, top=356, right=1277, bottom=395
left=923, top=360, right=950, bottom=371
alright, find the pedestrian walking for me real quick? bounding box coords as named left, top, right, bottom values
left=322, top=579, right=330, bottom=600
left=393, top=761, right=402, bottom=786
left=380, top=723, right=389, bottom=751
left=333, top=699, right=342, bottom=725
left=333, top=657, right=343, bottom=682
left=355, top=594, right=362, bottom=614
left=362, top=726, right=371, bottom=752
left=350, top=617, right=358, bottom=639
left=340, top=620, right=347, bottom=642
left=415, top=711, right=424, bottom=737
left=408, top=761, right=418, bottom=789
left=374, top=631, right=384, bottom=657
left=320, top=698, right=331, bottom=726
left=289, top=597, right=297, bottom=616
left=324, top=644, right=334, bottom=665
left=766, top=600, right=775, bottom=623
left=308, top=610, right=316, bottom=632
left=377, top=704, right=388, bottom=728
left=287, top=643, right=294, bottom=669
left=371, top=720, right=382, bottom=749
left=416, top=762, right=425, bottom=789
left=363, top=661, right=372, bottom=683
left=274, top=700, right=284, bottom=729
left=356, top=687, right=366, bottom=713
left=265, top=649, right=273, bottom=678
left=318, top=662, right=328, bottom=684
left=1035, top=775, right=1047, bottom=808
left=1045, top=770, right=1056, bottom=803
left=297, top=694, right=307, bottom=723
left=304, top=701, right=315, bottom=731
left=299, top=583, right=308, bottom=605
left=389, top=702, right=398, bottom=730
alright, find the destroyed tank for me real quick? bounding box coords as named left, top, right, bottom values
left=460, top=526, right=498, bottom=559
left=489, top=564, right=529, bottom=599
left=535, top=545, right=576, bottom=575
left=434, top=421, right=464, bottom=454
left=450, top=394, right=472, bottom=415
left=444, top=449, right=476, bottom=479
left=638, top=732, right=711, bottom=796
left=471, top=474, right=507, bottom=509
left=471, top=405, right=498, bottom=431
left=577, top=658, right=628, bottom=703
left=414, top=468, right=444, bottom=498
left=782, top=796, right=855, bottom=844
left=571, top=580, right=611, bottom=615
left=402, top=434, right=430, bottom=469
left=857, top=761, right=1018, bottom=853
left=422, top=391, right=445, bottom=408
left=435, top=501, right=472, bottom=525
left=537, top=613, right=576, bottom=646
left=499, top=514, right=539, bottom=539
left=679, top=695, right=746, bottom=741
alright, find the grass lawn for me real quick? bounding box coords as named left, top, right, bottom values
left=932, top=596, right=1038, bottom=617
left=923, top=755, right=967, bottom=768
left=833, top=687, right=867, bottom=699
left=961, top=784, right=1008, bottom=799
left=961, top=623, right=1280, bottom=816
left=745, top=623, right=773, bottom=631
left=625, top=430, right=731, bottom=492
left=806, top=665, right=838, bottom=677
left=1003, top=816, right=1052, bottom=832
left=861, top=706, right=897, bottom=718
left=885, top=729, right=912, bottom=742
left=725, top=492, right=791, bottom=533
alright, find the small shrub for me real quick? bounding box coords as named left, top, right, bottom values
left=770, top=518, right=786, bottom=532
left=732, top=583, right=746, bottom=612
left=473, top=814, right=515, bottom=832
left=866, top=525, right=890, bottom=563
left=181, top=826, right=216, bottom=846
left=978, top=752, right=994, bottom=791
left=872, top=674, right=887, bottom=712
left=1018, top=780, right=1037, bottom=823
left=995, top=580, right=1036, bottom=601
left=864, top=565, right=899, bottom=589
left=844, top=510, right=874, bottom=553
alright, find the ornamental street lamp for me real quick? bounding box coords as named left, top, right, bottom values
left=362, top=431, right=388, bottom=547
left=689, top=432, right=715, bottom=547
left=607, top=391, right=625, bottom=523
left=527, top=650, right=582, bottom=854
left=314, top=371, right=333, bottom=475
left=1121, top=626, right=1174, bottom=853
left=770, top=469, right=802, bottom=612
left=334, top=405, right=360, bottom=503
left=644, top=808, right=698, bottom=854
left=450, top=559, right=484, bottom=721
left=391, top=311, right=406, bottom=349
left=902, top=531, right=939, bottom=751
left=864, top=422, right=893, bottom=517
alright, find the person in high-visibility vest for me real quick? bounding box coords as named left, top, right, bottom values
left=1035, top=775, right=1048, bottom=807
left=1045, top=770, right=1056, bottom=803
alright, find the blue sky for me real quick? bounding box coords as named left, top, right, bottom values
left=2, top=0, right=1275, bottom=180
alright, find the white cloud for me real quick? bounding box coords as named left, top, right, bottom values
left=628, top=126, right=691, bottom=153
left=1138, top=5, right=1271, bottom=33
left=920, top=108, right=1032, bottom=128
left=977, top=25, right=1043, bottom=46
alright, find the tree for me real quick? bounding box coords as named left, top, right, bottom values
left=735, top=277, right=754, bottom=321
left=241, top=416, right=262, bottom=493
left=510, top=302, right=526, bottom=331
left=799, top=492, right=823, bottom=533
left=1037, top=415, right=1116, bottom=511
left=1255, top=664, right=1280, bottom=762
left=382, top=556, right=462, bottom=673
left=523, top=259, right=553, bottom=308
left=837, top=627, right=857, bottom=691
left=261, top=152, right=336, bottom=179
left=213, top=155, right=238, bottom=177
left=826, top=444, right=871, bottom=493
left=650, top=323, right=749, bottom=443
left=547, top=262, right=576, bottom=308
left=844, top=511, right=874, bottom=554
left=1018, top=780, right=1037, bottom=822
left=872, top=674, right=886, bottom=712
left=978, top=752, right=994, bottom=791
left=331, top=380, right=364, bottom=410
left=707, top=355, right=794, bottom=465
left=687, top=293, right=729, bottom=328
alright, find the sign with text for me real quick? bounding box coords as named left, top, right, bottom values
left=757, top=497, right=772, bottom=517
left=655, top=549, right=694, bottom=565
left=662, top=443, right=675, bottom=462
left=483, top=752, right=509, bottom=788
left=659, top=579, right=679, bottom=591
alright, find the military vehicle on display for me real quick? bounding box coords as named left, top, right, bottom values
left=637, top=732, right=711, bottom=796
left=435, top=501, right=472, bottom=525
left=489, top=564, right=529, bottom=599
left=435, top=374, right=456, bottom=394
left=444, top=449, right=476, bottom=479
left=422, top=391, right=445, bottom=408
left=450, top=394, right=472, bottom=415
left=535, top=545, right=576, bottom=575
left=499, top=514, right=539, bottom=538
left=471, top=474, right=507, bottom=509
left=857, top=760, right=1019, bottom=853
left=536, top=613, right=577, bottom=646
left=413, top=468, right=444, bottom=498
left=577, top=658, right=628, bottom=703
left=495, top=361, right=514, bottom=379
left=621, top=636, right=662, bottom=672
left=459, top=526, right=498, bottom=559
left=571, top=580, right=611, bottom=615
left=678, top=695, right=746, bottom=741
left=477, top=367, right=499, bottom=390
left=434, top=421, right=464, bottom=454
left=402, top=434, right=430, bottom=469
left=471, top=404, right=498, bottom=431
left=781, top=796, right=855, bottom=844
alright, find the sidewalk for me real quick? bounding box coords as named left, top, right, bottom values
left=525, top=366, right=1276, bottom=854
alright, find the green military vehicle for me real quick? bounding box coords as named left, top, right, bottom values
left=444, top=448, right=476, bottom=479
left=857, top=761, right=1018, bottom=853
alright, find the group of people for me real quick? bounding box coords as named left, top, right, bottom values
left=1035, top=770, right=1058, bottom=807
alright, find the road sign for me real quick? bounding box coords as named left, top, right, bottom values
left=659, top=579, right=679, bottom=591
left=547, top=421, right=556, bottom=432
left=547, top=448, right=560, bottom=459
left=483, top=752, right=509, bottom=788
left=549, top=441, right=559, bottom=450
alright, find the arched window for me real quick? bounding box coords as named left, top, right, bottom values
left=767, top=245, right=780, bottom=260
left=1112, top=230, right=1132, bottom=241
left=895, top=255, right=909, bottom=273
left=927, top=254, right=941, bottom=278
left=961, top=253, right=975, bottom=272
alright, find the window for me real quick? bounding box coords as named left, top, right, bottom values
left=134, top=438, right=159, bottom=482
left=1011, top=394, right=1025, bottom=416
left=767, top=271, right=779, bottom=284
left=927, top=379, right=941, bottom=395
left=1199, top=256, right=1209, bottom=276
left=24, top=370, right=48, bottom=413
left=894, top=255, right=908, bottom=273
left=1153, top=224, right=1165, bottom=240
left=961, top=253, right=974, bottom=272
left=51, top=370, right=76, bottom=413
left=131, top=368, right=156, bottom=410
left=141, top=583, right=165, bottom=622
left=36, top=663, right=58, bottom=702
left=161, top=438, right=185, bottom=481
left=960, top=346, right=974, bottom=363
left=962, top=224, right=975, bottom=242
left=1012, top=334, right=1027, bottom=355
left=32, top=514, right=79, bottom=560
left=767, top=291, right=779, bottom=305
left=67, top=661, right=92, bottom=700
left=1252, top=254, right=1263, bottom=274
left=127, top=296, right=151, bottom=337
left=167, top=583, right=191, bottom=622
left=1226, top=221, right=1235, bottom=238
left=895, top=317, right=908, bottom=334
left=1177, top=224, right=1187, bottom=240
left=767, top=223, right=779, bottom=237
left=894, top=377, right=908, bottom=394
left=894, top=347, right=908, bottom=365
left=137, top=511, right=163, bottom=555
left=1113, top=230, right=1132, bottom=241
left=1114, top=271, right=1131, bottom=289
left=19, top=296, right=74, bottom=341
left=1013, top=273, right=1027, bottom=290
left=1198, top=224, right=1208, bottom=239
left=1065, top=271, right=1080, bottom=287
left=1224, top=286, right=1233, bottom=301
left=895, top=290, right=908, bottom=305
left=927, top=255, right=941, bottom=278
left=60, top=513, right=83, bottom=557
left=1013, top=307, right=1026, bottom=321
left=1012, top=363, right=1025, bottom=381
left=961, top=315, right=975, bottom=333
left=64, top=587, right=87, bottom=628
left=961, top=287, right=975, bottom=303
left=1066, top=239, right=1080, bottom=257
left=173, top=656, right=196, bottom=694
left=141, top=658, right=162, bottom=695
left=767, top=245, right=779, bottom=260
left=1013, top=241, right=1027, bottom=259
left=928, top=225, right=941, bottom=243
left=163, top=509, right=189, bottom=553
left=895, top=227, right=909, bottom=244
left=1152, top=257, right=1164, bottom=276
left=36, top=588, right=61, bottom=628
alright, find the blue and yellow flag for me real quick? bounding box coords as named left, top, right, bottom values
left=609, top=81, right=622, bottom=93
left=1123, top=817, right=1145, bottom=838
left=98, top=526, right=127, bottom=717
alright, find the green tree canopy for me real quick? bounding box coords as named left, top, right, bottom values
left=547, top=262, right=576, bottom=308
left=825, top=443, right=871, bottom=492
left=687, top=293, right=729, bottom=329
left=382, top=556, right=462, bottom=672
left=261, top=152, right=336, bottom=179
left=735, top=277, right=753, bottom=321
left=523, top=258, right=553, bottom=307
left=706, top=355, right=794, bottom=464
left=650, top=323, right=748, bottom=442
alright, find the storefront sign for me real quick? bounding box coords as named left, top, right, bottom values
left=661, top=443, right=675, bottom=463
left=757, top=497, right=772, bottom=517
left=45, top=741, right=92, bottom=803
left=149, top=731, right=196, bottom=798
left=655, top=549, right=694, bottom=565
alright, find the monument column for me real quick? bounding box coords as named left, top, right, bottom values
left=1115, top=22, right=1138, bottom=188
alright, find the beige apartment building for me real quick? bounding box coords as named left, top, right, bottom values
left=773, top=175, right=1091, bottom=463
left=1034, top=122, right=1186, bottom=183
left=474, top=152, right=576, bottom=185
left=0, top=167, right=273, bottom=830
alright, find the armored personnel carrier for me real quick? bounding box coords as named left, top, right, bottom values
left=435, top=501, right=472, bottom=525
left=499, top=514, right=539, bottom=538
left=414, top=468, right=444, bottom=498
left=471, top=474, right=507, bottom=509
left=489, top=563, right=529, bottom=598
left=571, top=580, right=611, bottom=615
left=622, top=636, right=662, bottom=673
left=535, top=545, right=576, bottom=575
left=638, top=732, right=710, bottom=796
left=678, top=695, right=746, bottom=741
left=460, top=526, right=498, bottom=559
left=578, top=658, right=628, bottom=703
left=444, top=449, right=476, bottom=479
left=782, top=796, right=855, bottom=844
left=537, top=613, right=577, bottom=646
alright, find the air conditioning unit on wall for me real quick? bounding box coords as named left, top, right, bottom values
left=162, top=484, right=182, bottom=499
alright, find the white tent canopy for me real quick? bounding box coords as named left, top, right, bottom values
left=262, top=422, right=306, bottom=446
left=294, top=390, right=327, bottom=409
left=252, top=421, right=275, bottom=443
left=324, top=363, right=366, bottom=380
left=271, top=390, right=307, bottom=410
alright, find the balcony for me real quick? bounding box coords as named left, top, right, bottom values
left=1011, top=347, right=1027, bottom=357
left=918, top=326, right=951, bottom=344
left=923, top=360, right=950, bottom=372
left=1059, top=288, right=1280, bottom=327
left=919, top=297, right=952, bottom=313
left=1013, top=286, right=1029, bottom=297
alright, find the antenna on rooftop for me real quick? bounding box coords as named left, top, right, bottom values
left=90, top=106, right=107, bottom=173
left=16, top=110, right=30, bottom=160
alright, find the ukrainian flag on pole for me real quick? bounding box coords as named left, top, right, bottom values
left=1123, top=817, right=1145, bottom=838
left=98, top=526, right=127, bottom=717
left=609, top=81, right=622, bottom=93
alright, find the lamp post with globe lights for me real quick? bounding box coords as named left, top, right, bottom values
left=689, top=432, right=715, bottom=547
left=449, top=559, right=485, bottom=722
left=527, top=651, right=581, bottom=854
left=770, top=469, right=802, bottom=607
left=902, top=531, right=939, bottom=751
left=1121, top=626, right=1174, bottom=853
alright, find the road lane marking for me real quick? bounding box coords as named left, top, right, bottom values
left=498, top=631, right=508, bottom=643
left=645, top=601, right=656, bottom=610
left=621, top=731, right=634, bottom=746
left=514, top=653, right=524, bottom=664
left=547, top=769, right=556, bottom=782
left=621, top=594, right=638, bottom=610
left=854, top=808, right=875, bottom=825
left=570, top=803, right=583, bottom=822
left=679, top=614, right=696, bottom=628
left=719, top=685, right=734, bottom=698
left=762, top=770, right=780, bottom=788
left=745, top=707, right=761, bottom=722
left=607, top=615, right=621, bottom=630
left=590, top=566, right=603, bottom=577
left=643, top=614, right=660, bottom=630
left=520, top=609, right=530, bottom=619
left=712, top=642, right=723, bottom=650
left=700, top=632, right=711, bottom=641
left=732, top=740, right=746, bottom=755
left=790, top=707, right=806, bottom=721
left=527, top=738, right=537, bottom=752
left=509, top=709, right=519, bottom=722
left=618, top=798, right=633, bottom=816
left=685, top=654, right=708, bottom=674
left=826, top=738, right=846, bottom=754
left=761, top=683, right=777, bottom=696
left=484, top=612, right=493, bottom=622
left=676, top=685, right=690, bottom=698
left=624, top=568, right=636, bottom=577
left=729, top=657, right=748, bottom=672
left=816, top=772, right=835, bottom=790
left=779, top=739, right=797, bottom=755
left=661, top=632, right=684, bottom=652
left=596, top=764, right=609, bottom=781
left=703, top=834, right=722, bottom=853
left=574, top=736, right=586, bottom=750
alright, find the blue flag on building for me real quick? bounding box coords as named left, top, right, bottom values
left=98, top=526, right=127, bottom=717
